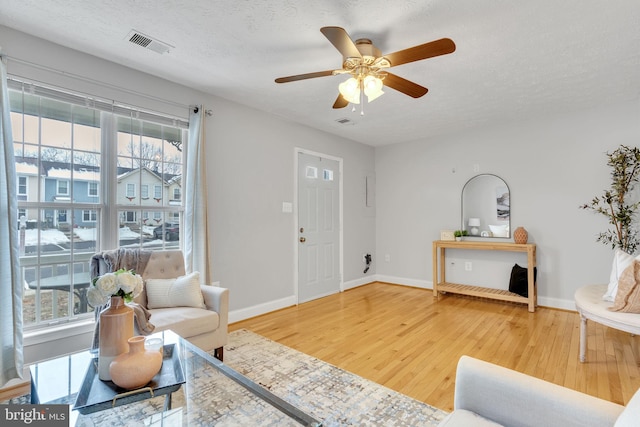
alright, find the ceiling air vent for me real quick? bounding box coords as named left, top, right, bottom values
left=126, top=30, right=174, bottom=54
left=335, top=118, right=356, bottom=126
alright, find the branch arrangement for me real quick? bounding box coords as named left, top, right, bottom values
left=581, top=145, right=640, bottom=254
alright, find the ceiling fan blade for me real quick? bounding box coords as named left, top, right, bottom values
left=384, top=38, right=456, bottom=67
left=320, top=26, right=362, bottom=59
left=383, top=73, right=428, bottom=98
left=332, top=94, right=349, bottom=109
left=275, top=70, right=336, bottom=83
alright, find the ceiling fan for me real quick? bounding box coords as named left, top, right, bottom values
left=275, top=26, right=456, bottom=110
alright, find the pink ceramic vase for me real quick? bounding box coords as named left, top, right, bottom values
left=109, top=336, right=163, bottom=390
left=513, top=226, right=528, bottom=244
left=98, top=296, right=134, bottom=381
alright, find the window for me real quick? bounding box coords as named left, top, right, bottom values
left=10, top=78, right=187, bottom=331
left=153, top=185, right=162, bottom=200
left=306, top=166, right=317, bottom=179
left=88, top=182, right=98, bottom=197
left=82, top=210, right=97, bottom=222
left=173, top=188, right=181, bottom=201
left=126, top=183, right=135, bottom=198
left=57, top=180, right=69, bottom=195
left=141, top=184, right=149, bottom=199
left=18, top=176, right=27, bottom=195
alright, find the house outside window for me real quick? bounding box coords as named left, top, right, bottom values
left=10, top=78, right=187, bottom=331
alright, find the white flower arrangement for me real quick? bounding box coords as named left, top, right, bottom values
left=87, top=268, right=144, bottom=306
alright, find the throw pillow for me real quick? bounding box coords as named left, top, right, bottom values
left=603, top=249, right=640, bottom=302
left=145, top=272, right=205, bottom=309
left=508, top=264, right=537, bottom=297
left=610, top=260, right=640, bottom=313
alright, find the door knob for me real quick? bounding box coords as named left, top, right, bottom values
left=299, top=237, right=306, bottom=243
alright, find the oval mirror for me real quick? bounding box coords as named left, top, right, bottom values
left=461, top=174, right=510, bottom=238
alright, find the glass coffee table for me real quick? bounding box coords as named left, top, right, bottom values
left=30, top=330, right=321, bottom=426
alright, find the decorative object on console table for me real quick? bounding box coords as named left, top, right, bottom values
left=454, top=230, right=468, bottom=241
left=513, top=226, right=528, bottom=244
left=468, top=218, right=481, bottom=235
left=98, top=296, right=134, bottom=381
left=440, top=230, right=455, bottom=241
left=109, top=336, right=163, bottom=390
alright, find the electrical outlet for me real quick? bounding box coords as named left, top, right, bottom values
left=464, top=261, right=472, bottom=271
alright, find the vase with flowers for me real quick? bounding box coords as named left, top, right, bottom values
left=88, top=269, right=144, bottom=381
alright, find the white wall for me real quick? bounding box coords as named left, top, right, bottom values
left=375, top=99, right=640, bottom=309
left=1, top=26, right=376, bottom=363
left=206, top=99, right=376, bottom=321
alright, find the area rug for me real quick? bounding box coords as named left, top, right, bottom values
left=224, top=329, right=447, bottom=426
left=2, top=330, right=447, bottom=426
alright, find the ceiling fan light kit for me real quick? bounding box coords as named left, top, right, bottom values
left=275, top=26, right=456, bottom=113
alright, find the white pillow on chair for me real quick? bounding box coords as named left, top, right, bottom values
left=146, top=271, right=205, bottom=309
left=604, top=250, right=640, bottom=302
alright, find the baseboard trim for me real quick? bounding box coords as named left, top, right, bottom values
left=229, top=276, right=576, bottom=324
left=343, top=276, right=375, bottom=290
left=373, top=274, right=575, bottom=311
left=229, top=295, right=297, bottom=324
left=373, top=274, right=432, bottom=290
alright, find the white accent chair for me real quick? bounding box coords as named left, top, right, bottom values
left=439, top=355, right=639, bottom=427
left=93, top=249, right=229, bottom=360
left=574, top=284, right=640, bottom=363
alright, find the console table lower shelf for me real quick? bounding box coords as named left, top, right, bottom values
left=435, top=282, right=532, bottom=305
left=432, top=240, right=537, bottom=312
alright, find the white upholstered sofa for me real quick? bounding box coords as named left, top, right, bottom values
left=91, top=249, right=229, bottom=360
left=439, top=356, right=639, bottom=427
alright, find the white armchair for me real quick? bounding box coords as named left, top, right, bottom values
left=91, top=249, right=228, bottom=360
left=439, top=356, right=639, bottom=427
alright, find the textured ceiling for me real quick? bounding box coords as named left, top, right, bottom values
left=1, top=0, right=639, bottom=146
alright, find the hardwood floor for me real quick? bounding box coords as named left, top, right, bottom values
left=230, top=282, right=640, bottom=412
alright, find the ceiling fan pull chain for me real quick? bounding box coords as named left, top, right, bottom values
left=360, top=80, right=365, bottom=115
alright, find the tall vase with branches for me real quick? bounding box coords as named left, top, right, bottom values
left=580, top=145, right=640, bottom=254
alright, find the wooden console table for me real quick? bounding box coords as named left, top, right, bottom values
left=432, top=240, right=537, bottom=312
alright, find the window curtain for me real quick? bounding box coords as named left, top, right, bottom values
left=0, top=56, right=24, bottom=387
left=184, top=106, right=212, bottom=284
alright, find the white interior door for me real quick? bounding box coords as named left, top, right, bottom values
left=297, top=152, right=341, bottom=303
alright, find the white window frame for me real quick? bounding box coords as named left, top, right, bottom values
left=83, top=210, right=97, bottom=222
left=10, top=77, right=188, bottom=336
left=57, top=179, right=69, bottom=195
left=141, top=184, right=149, bottom=199
left=154, top=185, right=162, bottom=200
left=126, top=183, right=136, bottom=198
left=88, top=181, right=98, bottom=197
left=17, top=176, right=27, bottom=195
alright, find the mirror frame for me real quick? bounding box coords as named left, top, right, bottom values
left=461, top=174, right=510, bottom=238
